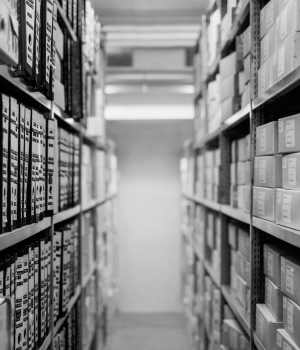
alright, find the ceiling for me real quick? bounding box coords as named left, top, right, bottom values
left=91, top=0, right=207, bottom=25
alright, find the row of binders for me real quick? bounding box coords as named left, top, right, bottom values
left=0, top=93, right=55, bottom=233
left=53, top=218, right=80, bottom=324
left=0, top=0, right=59, bottom=99
left=0, top=230, right=51, bottom=350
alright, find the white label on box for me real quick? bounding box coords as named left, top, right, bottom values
left=286, top=120, right=295, bottom=148
left=264, top=34, right=270, bottom=62
left=255, top=158, right=258, bottom=169
left=284, top=296, right=287, bottom=309
left=277, top=191, right=282, bottom=204
left=289, top=158, right=297, bottom=168
left=258, top=191, right=266, bottom=216
left=282, top=194, right=292, bottom=223
left=277, top=333, right=283, bottom=348
left=288, top=168, right=297, bottom=186
left=268, top=252, right=274, bottom=278
left=278, top=46, right=285, bottom=77
left=258, top=313, right=264, bottom=340
left=286, top=265, right=294, bottom=295
left=266, top=280, right=272, bottom=308
left=259, top=159, right=267, bottom=183
left=279, top=120, right=284, bottom=132
left=287, top=301, right=294, bottom=333
left=280, top=8, right=288, bottom=40
left=283, top=342, right=292, bottom=350
left=260, top=127, right=267, bottom=152
left=266, top=2, right=274, bottom=29
left=229, top=329, right=238, bottom=350
left=283, top=157, right=287, bottom=168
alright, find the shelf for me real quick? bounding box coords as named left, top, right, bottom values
left=54, top=205, right=81, bottom=225
left=204, top=262, right=220, bottom=287
left=221, top=285, right=251, bottom=336
left=54, top=285, right=81, bottom=336
left=39, top=331, right=52, bottom=350
left=183, top=193, right=221, bottom=212
left=56, top=2, right=78, bottom=42
left=0, top=217, right=52, bottom=251
left=222, top=104, right=251, bottom=132
left=253, top=65, right=300, bottom=109
left=53, top=104, right=83, bottom=133
left=253, top=332, right=265, bottom=350
left=253, top=217, right=300, bottom=249
left=82, top=131, right=107, bottom=150
left=0, top=65, right=51, bottom=110
left=82, top=196, right=108, bottom=212
left=221, top=205, right=250, bottom=224
left=221, top=0, right=250, bottom=53
left=82, top=263, right=97, bottom=289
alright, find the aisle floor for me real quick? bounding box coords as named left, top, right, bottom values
left=110, top=313, right=190, bottom=350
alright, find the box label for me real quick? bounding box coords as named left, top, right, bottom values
left=280, top=8, right=288, bottom=40
left=258, top=191, right=265, bottom=216
left=277, top=191, right=282, bottom=204
left=283, top=157, right=287, bottom=168
left=278, top=46, right=285, bottom=77
left=260, top=128, right=267, bottom=152
left=259, top=159, right=267, bottom=183
left=286, top=120, right=295, bottom=148
left=283, top=342, right=292, bottom=350
left=286, top=265, right=294, bottom=295
left=279, top=120, right=284, bottom=132
left=287, top=301, right=294, bottom=333
left=282, top=194, right=292, bottom=223
left=288, top=158, right=297, bottom=186
left=268, top=252, right=274, bottom=278
left=277, top=333, right=282, bottom=348
left=263, top=34, right=270, bottom=62
left=258, top=313, right=264, bottom=340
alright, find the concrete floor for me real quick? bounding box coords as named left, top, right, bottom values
left=110, top=313, right=190, bottom=350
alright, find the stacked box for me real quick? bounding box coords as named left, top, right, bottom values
left=204, top=148, right=221, bottom=202
left=221, top=319, right=250, bottom=350
left=207, top=76, right=222, bottom=134
left=205, top=211, right=221, bottom=276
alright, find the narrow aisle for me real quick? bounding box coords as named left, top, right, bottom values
left=110, top=314, right=190, bottom=350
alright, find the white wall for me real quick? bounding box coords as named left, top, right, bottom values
left=107, top=120, right=192, bottom=313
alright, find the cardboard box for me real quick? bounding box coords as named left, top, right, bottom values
left=245, top=161, right=251, bottom=186
left=275, top=0, right=300, bottom=48
left=230, top=185, right=238, bottom=208
left=237, top=185, right=244, bottom=210
left=238, top=137, right=247, bottom=162
left=258, top=57, right=272, bottom=96
left=231, top=248, right=238, bottom=270
left=220, top=52, right=244, bottom=81
left=211, top=330, right=221, bottom=349
left=243, top=26, right=251, bottom=58
left=237, top=162, right=246, bottom=185
left=260, top=0, right=279, bottom=39
left=282, top=153, right=300, bottom=190
left=256, top=121, right=278, bottom=156
left=244, top=54, right=251, bottom=83
left=231, top=266, right=238, bottom=291
left=221, top=97, right=241, bottom=122
left=276, top=189, right=300, bottom=230
left=237, top=274, right=247, bottom=308
left=276, top=329, right=300, bottom=350
left=241, top=82, right=250, bottom=108
left=255, top=304, right=283, bottom=350
left=231, top=140, right=238, bottom=163
left=228, top=223, right=238, bottom=249
left=206, top=150, right=215, bottom=168
left=239, top=70, right=246, bottom=94
left=283, top=295, right=300, bottom=347
left=54, top=79, right=66, bottom=111
left=253, top=187, right=275, bottom=221
left=56, top=23, right=64, bottom=60
left=236, top=251, right=249, bottom=282
left=221, top=7, right=235, bottom=45
left=260, top=24, right=276, bottom=66
left=220, top=74, right=239, bottom=102
left=212, top=311, right=222, bottom=333
left=243, top=186, right=251, bottom=214
left=222, top=319, right=246, bottom=350
left=272, top=32, right=300, bottom=85
left=253, top=155, right=282, bottom=188
left=278, top=114, right=300, bottom=153
left=231, top=163, right=237, bottom=185
left=206, top=183, right=214, bottom=200
left=206, top=167, right=214, bottom=184
left=265, top=276, right=283, bottom=321
left=238, top=228, right=250, bottom=261
left=264, top=243, right=290, bottom=287
left=214, top=166, right=220, bottom=185
left=204, top=292, right=212, bottom=334
left=281, top=256, right=300, bottom=305
left=206, top=227, right=215, bottom=250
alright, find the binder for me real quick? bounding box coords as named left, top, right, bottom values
left=40, top=0, right=54, bottom=97
left=10, top=253, right=16, bottom=350
left=4, top=257, right=11, bottom=297
left=46, top=119, right=55, bottom=214
left=28, top=245, right=35, bottom=350
left=22, top=248, right=29, bottom=350
left=24, top=108, right=31, bottom=225
left=44, top=238, right=49, bottom=335
left=33, top=111, right=40, bottom=223
left=53, top=230, right=62, bottom=320
left=50, top=1, right=58, bottom=100
left=0, top=261, right=4, bottom=296
left=15, top=251, right=24, bottom=350
left=18, top=0, right=36, bottom=78
left=74, top=219, right=79, bottom=288
left=8, top=97, right=18, bottom=231
left=33, top=0, right=42, bottom=85
left=68, top=0, right=73, bottom=24
left=39, top=238, right=45, bottom=343
left=42, top=117, right=46, bottom=219
left=29, top=110, right=38, bottom=224
left=33, top=242, right=39, bottom=348
left=37, top=114, right=44, bottom=221
left=18, top=105, right=26, bottom=227
left=1, top=94, right=9, bottom=233
left=47, top=238, right=51, bottom=331
left=73, top=0, right=78, bottom=34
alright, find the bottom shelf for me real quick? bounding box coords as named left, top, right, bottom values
left=253, top=332, right=265, bottom=350
left=221, top=285, right=250, bottom=336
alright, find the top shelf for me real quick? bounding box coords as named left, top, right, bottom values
left=56, top=2, right=78, bottom=42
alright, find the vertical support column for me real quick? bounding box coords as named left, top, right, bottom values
left=219, top=131, right=231, bottom=205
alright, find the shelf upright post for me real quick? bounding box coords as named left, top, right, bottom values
left=250, top=0, right=265, bottom=347
left=79, top=125, right=84, bottom=350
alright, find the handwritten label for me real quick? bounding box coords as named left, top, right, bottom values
left=259, top=159, right=267, bottom=183
left=260, top=127, right=267, bottom=152
left=288, top=158, right=297, bottom=186
left=286, top=264, right=294, bottom=295
left=268, top=252, right=274, bottom=278
left=287, top=301, right=294, bottom=333
left=258, top=191, right=265, bottom=216
left=280, top=8, right=288, bottom=40
left=286, top=119, right=295, bottom=148
left=282, top=194, right=292, bottom=223
left=278, top=45, right=285, bottom=77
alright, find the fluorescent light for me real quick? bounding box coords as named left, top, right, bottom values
left=105, top=85, right=195, bottom=95
left=105, top=105, right=194, bottom=120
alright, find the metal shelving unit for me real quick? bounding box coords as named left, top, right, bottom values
left=53, top=205, right=81, bottom=225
